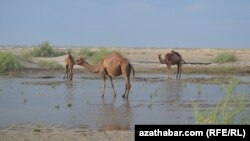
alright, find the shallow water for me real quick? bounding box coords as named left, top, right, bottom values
left=0, top=74, right=250, bottom=129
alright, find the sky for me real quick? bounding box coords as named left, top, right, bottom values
left=0, top=0, right=250, bottom=48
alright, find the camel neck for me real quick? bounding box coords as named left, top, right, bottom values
left=80, top=60, right=100, bottom=73
left=158, top=55, right=166, bottom=64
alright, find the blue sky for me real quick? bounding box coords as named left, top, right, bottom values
left=0, top=0, right=250, bottom=48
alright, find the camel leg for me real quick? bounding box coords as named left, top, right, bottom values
left=70, top=68, right=72, bottom=80
left=67, top=66, right=69, bottom=79
left=176, top=65, right=180, bottom=79
left=179, top=64, right=182, bottom=79
left=167, top=65, right=171, bottom=79
left=166, top=65, right=169, bottom=78
left=70, top=66, right=73, bottom=80
left=122, top=75, right=130, bottom=98
left=170, top=66, right=172, bottom=79
left=122, top=85, right=127, bottom=98
left=101, top=74, right=106, bottom=97
left=108, top=76, right=116, bottom=97
left=64, top=65, right=68, bottom=79
left=122, top=74, right=131, bottom=98
left=122, top=82, right=129, bottom=98
left=121, top=64, right=131, bottom=98
left=69, top=67, right=71, bottom=80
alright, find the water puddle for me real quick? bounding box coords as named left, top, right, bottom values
left=0, top=74, right=250, bottom=130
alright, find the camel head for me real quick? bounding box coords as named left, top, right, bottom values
left=75, top=57, right=85, bottom=65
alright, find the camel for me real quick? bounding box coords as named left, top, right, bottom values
left=158, top=50, right=185, bottom=79
left=63, top=51, right=75, bottom=80
left=75, top=53, right=135, bottom=98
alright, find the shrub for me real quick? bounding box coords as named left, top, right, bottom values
left=30, top=41, right=64, bottom=57
left=20, top=51, right=34, bottom=63
left=212, top=52, right=237, bottom=63
left=91, top=48, right=114, bottom=64
left=0, top=52, right=22, bottom=72
left=77, top=48, right=94, bottom=58
left=78, top=48, right=120, bottom=64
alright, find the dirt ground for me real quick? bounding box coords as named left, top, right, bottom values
left=0, top=47, right=250, bottom=141
left=0, top=124, right=134, bottom=141
left=120, top=48, right=250, bottom=74
left=38, top=47, right=250, bottom=66
left=1, top=47, right=250, bottom=75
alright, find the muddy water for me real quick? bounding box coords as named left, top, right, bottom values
left=0, top=74, right=250, bottom=130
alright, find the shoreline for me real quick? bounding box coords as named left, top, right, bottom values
left=1, top=64, right=250, bottom=76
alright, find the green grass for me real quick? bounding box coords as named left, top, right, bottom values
left=33, top=128, right=41, bottom=132
left=212, top=52, right=237, bottom=63
left=0, top=52, right=23, bottom=72
left=33, top=124, right=42, bottom=132
left=78, top=48, right=121, bottom=64
left=194, top=79, right=246, bottom=124
left=20, top=51, right=34, bottom=63
left=77, top=48, right=94, bottom=58
left=29, top=41, right=64, bottom=57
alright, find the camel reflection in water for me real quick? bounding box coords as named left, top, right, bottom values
left=97, top=98, right=133, bottom=130
left=64, top=80, right=75, bottom=107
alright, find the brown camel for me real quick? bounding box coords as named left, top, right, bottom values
left=63, top=51, right=75, bottom=80
left=158, top=50, right=185, bottom=79
left=75, top=53, right=135, bottom=98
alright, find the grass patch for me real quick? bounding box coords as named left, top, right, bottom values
left=33, top=124, right=42, bottom=132
left=20, top=51, right=34, bottom=63
left=33, top=128, right=41, bottom=132
left=0, top=52, right=23, bottom=72
left=212, top=52, right=237, bottom=63
left=194, top=79, right=246, bottom=124
left=77, top=48, right=94, bottom=58
left=29, top=41, right=64, bottom=57
left=77, top=48, right=121, bottom=64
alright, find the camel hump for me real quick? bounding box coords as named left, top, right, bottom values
left=111, top=52, right=124, bottom=58
left=171, top=50, right=186, bottom=63
left=171, top=50, right=182, bottom=57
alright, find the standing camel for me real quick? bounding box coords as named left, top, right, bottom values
left=158, top=50, right=185, bottom=79
left=63, top=51, right=75, bottom=80
left=75, top=53, right=135, bottom=98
